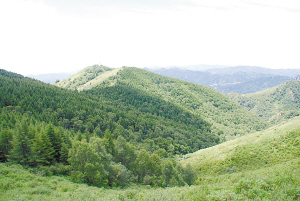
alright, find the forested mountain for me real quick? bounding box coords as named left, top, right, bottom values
left=0, top=68, right=220, bottom=188
left=227, top=80, right=300, bottom=125
left=56, top=65, right=267, bottom=140
left=146, top=67, right=298, bottom=94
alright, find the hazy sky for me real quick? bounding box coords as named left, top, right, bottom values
left=1, top=0, right=300, bottom=75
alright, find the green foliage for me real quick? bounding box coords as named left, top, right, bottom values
left=0, top=129, right=13, bottom=162
left=8, top=120, right=32, bottom=166
left=32, top=132, right=55, bottom=166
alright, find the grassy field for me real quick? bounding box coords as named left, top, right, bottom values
left=1, top=159, right=300, bottom=200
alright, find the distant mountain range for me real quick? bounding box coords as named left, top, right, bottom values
left=27, top=73, right=73, bottom=84
left=145, top=66, right=300, bottom=94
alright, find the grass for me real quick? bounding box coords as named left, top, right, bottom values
left=182, top=116, right=300, bottom=176
left=1, top=159, right=300, bottom=200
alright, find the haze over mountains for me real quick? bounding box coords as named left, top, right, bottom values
left=146, top=66, right=300, bottom=94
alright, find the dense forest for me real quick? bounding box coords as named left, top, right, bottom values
left=0, top=69, right=219, bottom=188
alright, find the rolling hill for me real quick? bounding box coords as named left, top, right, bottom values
left=55, top=65, right=267, bottom=140
left=227, top=80, right=300, bottom=125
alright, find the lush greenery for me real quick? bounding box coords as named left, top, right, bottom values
left=227, top=80, right=300, bottom=125
left=2, top=129, right=300, bottom=200
left=1, top=67, right=300, bottom=200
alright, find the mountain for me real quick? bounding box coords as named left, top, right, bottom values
left=27, top=72, right=73, bottom=84
left=227, top=80, right=300, bottom=125
left=55, top=65, right=267, bottom=140
left=206, top=66, right=300, bottom=76
left=146, top=67, right=298, bottom=94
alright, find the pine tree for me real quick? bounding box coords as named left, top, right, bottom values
left=103, top=129, right=116, bottom=157
left=60, top=142, right=69, bottom=164
left=8, top=122, right=32, bottom=165
left=0, top=129, right=13, bottom=162
left=46, top=124, right=61, bottom=162
left=33, top=132, right=55, bottom=165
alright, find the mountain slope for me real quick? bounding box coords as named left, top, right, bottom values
left=53, top=65, right=121, bottom=90
left=0, top=68, right=218, bottom=154
left=59, top=66, right=268, bottom=140
left=181, top=116, right=300, bottom=176
left=227, top=80, right=300, bottom=124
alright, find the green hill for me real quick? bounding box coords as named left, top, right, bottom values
left=227, top=80, right=300, bottom=125
left=181, top=116, right=300, bottom=175
left=82, top=66, right=267, bottom=139
left=53, top=65, right=121, bottom=90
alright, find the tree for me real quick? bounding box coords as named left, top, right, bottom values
left=46, top=124, right=61, bottom=162
left=0, top=129, right=13, bottom=162
left=135, top=149, right=150, bottom=183
left=8, top=121, right=32, bottom=166
left=115, top=136, right=136, bottom=170
left=32, top=132, right=55, bottom=166
left=68, top=139, right=110, bottom=187
left=103, top=129, right=116, bottom=157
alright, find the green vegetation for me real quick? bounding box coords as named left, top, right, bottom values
left=113, top=67, right=267, bottom=139
left=182, top=116, right=300, bottom=175
left=228, top=81, right=300, bottom=125
left=2, top=121, right=300, bottom=200
left=0, top=69, right=204, bottom=188
left=53, top=65, right=120, bottom=90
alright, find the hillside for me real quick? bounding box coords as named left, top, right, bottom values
left=182, top=116, right=300, bottom=175
left=53, top=65, right=121, bottom=90
left=56, top=66, right=267, bottom=140
left=227, top=80, right=300, bottom=124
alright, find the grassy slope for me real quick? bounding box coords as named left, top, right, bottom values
left=53, top=65, right=120, bottom=90
left=227, top=80, right=300, bottom=125
left=115, top=67, right=266, bottom=139
left=182, top=116, right=300, bottom=176
left=2, top=118, right=300, bottom=200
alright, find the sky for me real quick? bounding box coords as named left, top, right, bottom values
left=0, top=0, right=300, bottom=75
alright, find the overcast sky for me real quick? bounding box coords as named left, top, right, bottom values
left=0, top=0, right=300, bottom=75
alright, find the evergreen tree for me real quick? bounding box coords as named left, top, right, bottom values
left=60, top=142, right=69, bottom=164
left=8, top=122, right=32, bottom=166
left=46, top=124, right=61, bottom=162
left=33, top=132, right=55, bottom=165
left=103, top=129, right=116, bottom=157
left=0, top=129, right=13, bottom=162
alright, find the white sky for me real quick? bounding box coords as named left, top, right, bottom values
left=0, top=0, right=300, bottom=75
